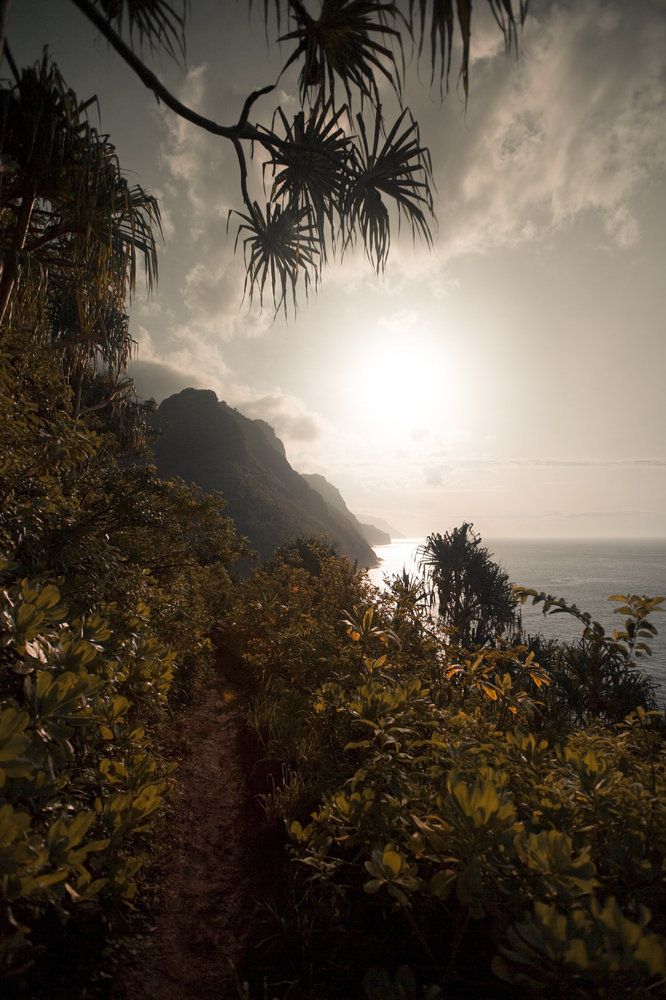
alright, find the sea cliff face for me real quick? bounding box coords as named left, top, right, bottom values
left=301, top=473, right=390, bottom=546
left=150, top=388, right=378, bottom=567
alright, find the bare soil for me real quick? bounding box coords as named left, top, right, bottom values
left=119, top=674, right=273, bottom=1000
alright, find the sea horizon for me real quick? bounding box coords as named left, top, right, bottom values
left=369, top=536, right=666, bottom=699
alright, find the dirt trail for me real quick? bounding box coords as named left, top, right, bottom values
left=125, top=674, right=268, bottom=1000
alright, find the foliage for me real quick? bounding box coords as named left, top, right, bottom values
left=0, top=55, right=161, bottom=447
left=223, top=538, right=371, bottom=803
left=2, top=7, right=663, bottom=996
left=0, top=563, right=172, bottom=974
left=4, top=0, right=531, bottom=313
left=0, top=54, right=159, bottom=352
left=0, top=344, right=243, bottom=979
left=418, top=523, right=519, bottom=646
left=221, top=544, right=665, bottom=998
left=0, top=15, right=230, bottom=988
left=516, top=589, right=661, bottom=728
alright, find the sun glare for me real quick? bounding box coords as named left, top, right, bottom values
left=347, top=335, right=453, bottom=442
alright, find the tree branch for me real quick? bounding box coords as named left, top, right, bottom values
left=239, top=84, right=276, bottom=127
left=232, top=139, right=253, bottom=215
left=78, top=391, right=133, bottom=419
left=69, top=0, right=276, bottom=147
left=3, top=39, right=19, bottom=82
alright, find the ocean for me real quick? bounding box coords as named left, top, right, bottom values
left=369, top=537, right=666, bottom=699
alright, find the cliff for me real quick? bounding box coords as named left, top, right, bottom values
left=150, top=389, right=378, bottom=567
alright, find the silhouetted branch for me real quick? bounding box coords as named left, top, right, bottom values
left=3, top=40, right=19, bottom=82
left=232, top=139, right=253, bottom=215
left=239, top=84, right=275, bottom=126
left=70, top=0, right=277, bottom=148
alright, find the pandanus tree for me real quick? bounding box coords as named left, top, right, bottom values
left=0, top=54, right=160, bottom=426
left=1, top=0, right=529, bottom=319
left=418, top=522, right=519, bottom=646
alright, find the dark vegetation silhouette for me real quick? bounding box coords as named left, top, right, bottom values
left=418, top=523, right=518, bottom=646
left=1, top=2, right=665, bottom=998
left=0, top=0, right=529, bottom=318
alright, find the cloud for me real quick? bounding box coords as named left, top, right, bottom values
left=282, top=1, right=666, bottom=299
left=459, top=458, right=666, bottom=468
left=182, top=259, right=272, bottom=340
left=131, top=360, right=322, bottom=445
left=562, top=510, right=655, bottom=520
left=149, top=4, right=666, bottom=323
left=153, top=64, right=277, bottom=341
left=157, top=64, right=271, bottom=246
left=232, top=388, right=322, bottom=442
left=130, top=358, right=206, bottom=401
left=423, top=465, right=444, bottom=486
left=378, top=308, right=421, bottom=333
left=130, top=325, right=232, bottom=401
left=435, top=1, right=666, bottom=257
left=156, top=65, right=236, bottom=232
left=130, top=326, right=323, bottom=453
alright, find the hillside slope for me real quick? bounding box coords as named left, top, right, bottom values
left=302, top=473, right=390, bottom=546
left=150, top=389, right=378, bottom=567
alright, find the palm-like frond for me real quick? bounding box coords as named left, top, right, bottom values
left=0, top=58, right=87, bottom=200
left=0, top=56, right=160, bottom=375
left=49, top=290, right=133, bottom=382
left=91, top=0, right=187, bottom=58
left=487, top=0, right=530, bottom=50
left=232, top=201, right=320, bottom=315
left=279, top=0, right=405, bottom=106
left=2, top=56, right=160, bottom=275
left=264, top=100, right=351, bottom=258
left=418, top=524, right=518, bottom=645
left=344, top=106, right=433, bottom=270
left=409, top=0, right=529, bottom=96
left=249, top=0, right=284, bottom=33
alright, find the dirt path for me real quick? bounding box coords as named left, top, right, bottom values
left=124, top=674, right=268, bottom=1000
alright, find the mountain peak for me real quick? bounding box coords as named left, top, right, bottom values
left=151, top=392, right=378, bottom=567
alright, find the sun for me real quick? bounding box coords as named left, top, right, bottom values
left=345, top=333, right=452, bottom=442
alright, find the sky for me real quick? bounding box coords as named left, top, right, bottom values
left=9, top=0, right=666, bottom=538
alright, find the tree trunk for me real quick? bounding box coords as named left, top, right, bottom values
left=0, top=189, right=36, bottom=329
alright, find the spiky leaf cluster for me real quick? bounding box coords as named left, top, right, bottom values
left=90, top=0, right=187, bottom=57
left=3, top=0, right=530, bottom=322
left=0, top=56, right=160, bottom=396
left=233, top=0, right=527, bottom=311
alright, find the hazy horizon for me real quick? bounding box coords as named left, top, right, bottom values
left=374, top=534, right=666, bottom=542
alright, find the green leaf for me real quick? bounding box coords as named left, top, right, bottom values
left=382, top=846, right=402, bottom=876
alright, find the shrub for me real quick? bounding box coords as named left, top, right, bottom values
left=224, top=549, right=665, bottom=997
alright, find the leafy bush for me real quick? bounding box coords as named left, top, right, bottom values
left=0, top=562, right=172, bottom=975
left=516, top=589, right=661, bottom=729
left=223, top=548, right=666, bottom=998
left=0, top=55, right=246, bottom=987
left=0, top=351, right=243, bottom=979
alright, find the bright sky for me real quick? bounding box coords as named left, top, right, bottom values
left=11, top=0, right=666, bottom=537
